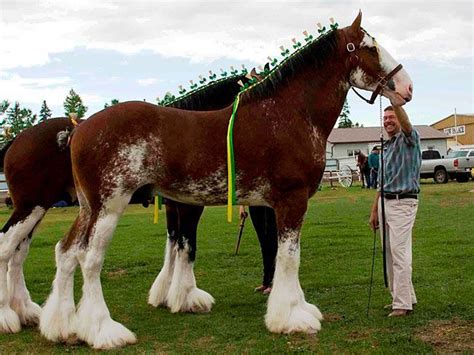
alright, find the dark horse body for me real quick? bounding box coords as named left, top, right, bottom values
left=37, top=13, right=413, bottom=349
left=0, top=75, right=248, bottom=332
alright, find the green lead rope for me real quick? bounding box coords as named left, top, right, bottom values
left=226, top=93, right=241, bottom=222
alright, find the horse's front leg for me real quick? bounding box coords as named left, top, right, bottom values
left=265, top=191, right=322, bottom=334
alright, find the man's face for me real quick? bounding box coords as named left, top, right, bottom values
left=383, top=109, right=401, bottom=137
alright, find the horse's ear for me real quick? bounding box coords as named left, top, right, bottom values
left=350, top=10, right=362, bottom=32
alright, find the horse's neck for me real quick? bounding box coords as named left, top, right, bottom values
left=243, top=52, right=350, bottom=139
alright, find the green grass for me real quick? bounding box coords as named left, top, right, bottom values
left=0, top=181, right=473, bottom=353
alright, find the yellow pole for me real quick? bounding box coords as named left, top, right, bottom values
left=153, top=195, right=159, bottom=224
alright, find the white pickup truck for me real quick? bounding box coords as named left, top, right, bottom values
left=420, top=148, right=474, bottom=183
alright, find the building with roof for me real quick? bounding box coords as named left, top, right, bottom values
left=326, top=125, right=449, bottom=165
left=430, top=113, right=474, bottom=148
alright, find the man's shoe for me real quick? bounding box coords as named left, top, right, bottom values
left=262, top=287, right=272, bottom=295
left=388, top=309, right=409, bottom=317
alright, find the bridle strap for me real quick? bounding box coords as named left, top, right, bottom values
left=342, top=28, right=404, bottom=105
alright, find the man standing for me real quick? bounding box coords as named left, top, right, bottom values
left=368, top=146, right=380, bottom=189
left=369, top=105, right=421, bottom=317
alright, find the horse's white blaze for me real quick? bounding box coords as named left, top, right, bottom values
left=355, top=31, right=413, bottom=105
left=0, top=206, right=45, bottom=333
left=148, top=235, right=177, bottom=307
left=75, top=192, right=136, bottom=349
left=39, top=242, right=78, bottom=342
left=167, top=241, right=214, bottom=313
left=265, top=229, right=321, bottom=334
left=8, top=238, right=42, bottom=325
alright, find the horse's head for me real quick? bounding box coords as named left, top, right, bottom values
left=341, top=12, right=413, bottom=106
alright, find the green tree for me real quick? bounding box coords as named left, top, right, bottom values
left=337, top=99, right=353, bottom=128
left=104, top=99, right=119, bottom=108
left=64, top=89, right=88, bottom=118
left=0, top=101, right=38, bottom=146
left=39, top=100, right=52, bottom=121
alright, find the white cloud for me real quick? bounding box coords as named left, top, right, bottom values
left=0, top=0, right=471, bottom=70
left=137, top=78, right=159, bottom=86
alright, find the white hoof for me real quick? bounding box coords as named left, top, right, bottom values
left=78, top=317, right=137, bottom=350
left=302, top=301, right=323, bottom=321
left=169, top=287, right=214, bottom=313
left=148, top=272, right=171, bottom=308
left=0, top=306, right=21, bottom=333
left=39, top=293, right=77, bottom=342
left=10, top=298, right=42, bottom=326
left=265, top=302, right=322, bottom=334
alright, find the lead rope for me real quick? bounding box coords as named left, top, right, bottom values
left=367, top=96, right=388, bottom=318
left=379, top=96, right=388, bottom=288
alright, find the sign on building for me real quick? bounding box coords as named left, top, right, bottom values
left=444, top=125, right=465, bottom=136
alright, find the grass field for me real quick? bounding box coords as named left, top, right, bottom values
left=0, top=181, right=473, bottom=353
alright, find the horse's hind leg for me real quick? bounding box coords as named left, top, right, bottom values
left=0, top=206, right=45, bottom=333
left=8, top=235, right=42, bottom=326
left=166, top=203, right=214, bottom=313
left=75, top=193, right=136, bottom=349
left=148, top=202, right=180, bottom=307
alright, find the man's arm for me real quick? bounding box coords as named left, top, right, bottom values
left=393, top=106, right=412, bottom=135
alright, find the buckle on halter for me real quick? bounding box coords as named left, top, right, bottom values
left=346, top=43, right=356, bottom=52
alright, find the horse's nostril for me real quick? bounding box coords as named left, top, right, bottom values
left=408, top=84, right=413, bottom=94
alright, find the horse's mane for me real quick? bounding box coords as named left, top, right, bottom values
left=166, top=74, right=246, bottom=111
left=242, top=30, right=339, bottom=102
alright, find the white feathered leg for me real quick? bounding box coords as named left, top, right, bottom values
left=0, top=206, right=45, bottom=333
left=265, top=229, right=322, bottom=334
left=148, top=235, right=177, bottom=307
left=8, top=238, right=42, bottom=326
left=75, top=196, right=136, bottom=350
left=39, top=242, right=78, bottom=343
left=166, top=240, right=214, bottom=313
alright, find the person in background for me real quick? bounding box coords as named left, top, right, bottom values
left=369, top=105, right=421, bottom=317
left=368, top=146, right=380, bottom=189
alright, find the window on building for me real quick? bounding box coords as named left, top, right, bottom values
left=347, top=149, right=360, bottom=157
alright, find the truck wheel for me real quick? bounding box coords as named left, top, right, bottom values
left=456, top=174, right=469, bottom=183
left=434, top=169, right=448, bottom=184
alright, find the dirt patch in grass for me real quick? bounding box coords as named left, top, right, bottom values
left=106, top=268, right=127, bottom=278
left=415, top=319, right=474, bottom=353
left=324, top=312, right=344, bottom=322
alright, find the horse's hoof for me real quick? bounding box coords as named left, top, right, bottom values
left=11, top=298, right=42, bottom=326
left=265, top=302, right=322, bottom=334
left=0, top=306, right=21, bottom=333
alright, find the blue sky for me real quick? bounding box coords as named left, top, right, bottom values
left=0, top=0, right=472, bottom=127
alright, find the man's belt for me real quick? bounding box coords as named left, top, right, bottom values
left=384, top=193, right=418, bottom=200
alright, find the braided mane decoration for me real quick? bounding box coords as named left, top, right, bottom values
left=158, top=19, right=339, bottom=107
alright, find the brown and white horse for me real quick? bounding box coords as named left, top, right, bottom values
left=0, top=76, right=246, bottom=333
left=39, top=13, right=412, bottom=349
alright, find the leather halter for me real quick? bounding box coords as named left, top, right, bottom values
left=342, top=29, right=403, bottom=105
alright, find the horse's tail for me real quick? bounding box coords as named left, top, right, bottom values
left=57, top=117, right=83, bottom=150
left=0, top=139, right=14, bottom=171
left=56, top=129, right=72, bottom=150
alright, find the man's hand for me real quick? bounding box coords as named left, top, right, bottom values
left=239, top=206, right=248, bottom=220
left=369, top=209, right=379, bottom=231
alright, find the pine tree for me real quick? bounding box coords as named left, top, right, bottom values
left=64, top=89, right=88, bottom=118
left=337, top=99, right=353, bottom=128
left=39, top=100, right=52, bottom=121
left=104, top=99, right=119, bottom=108
left=0, top=101, right=38, bottom=147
